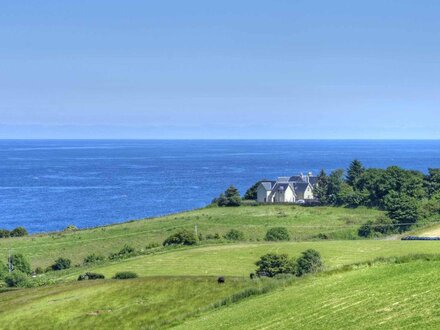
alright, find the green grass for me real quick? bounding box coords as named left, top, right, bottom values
left=177, top=259, right=440, bottom=329
left=0, top=276, right=260, bottom=329
left=0, top=205, right=382, bottom=268
left=52, top=240, right=440, bottom=280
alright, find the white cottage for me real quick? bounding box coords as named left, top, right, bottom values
left=257, top=173, right=317, bottom=204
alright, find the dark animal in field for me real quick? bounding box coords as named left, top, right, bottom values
left=217, top=276, right=225, bottom=284
left=250, top=273, right=256, bottom=280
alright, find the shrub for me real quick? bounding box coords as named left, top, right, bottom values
left=145, top=242, right=160, bottom=250
left=83, top=253, right=106, bottom=264
left=4, top=271, right=29, bottom=288
left=206, top=233, right=221, bottom=240
left=78, top=272, right=105, bottom=281
left=265, top=227, right=290, bottom=241
left=34, top=267, right=45, bottom=275
left=64, top=225, right=78, bottom=232
left=358, top=216, right=395, bottom=238
left=255, top=253, right=295, bottom=277
left=10, top=227, right=28, bottom=237
left=51, top=257, right=71, bottom=271
left=0, top=229, right=10, bottom=238
left=8, top=254, right=32, bottom=274
left=109, top=245, right=136, bottom=260
left=295, top=249, right=323, bottom=277
left=0, top=262, right=8, bottom=280
left=224, top=229, right=245, bottom=241
left=216, top=185, right=242, bottom=207
left=163, top=230, right=197, bottom=246
left=113, top=271, right=138, bottom=279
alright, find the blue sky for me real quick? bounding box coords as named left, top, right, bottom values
left=1, top=0, right=439, bottom=139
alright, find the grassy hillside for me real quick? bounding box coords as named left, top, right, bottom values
left=177, top=259, right=440, bottom=329
left=0, top=205, right=382, bottom=268
left=2, top=205, right=439, bottom=329
left=60, top=240, right=440, bottom=279
left=0, top=276, right=259, bottom=329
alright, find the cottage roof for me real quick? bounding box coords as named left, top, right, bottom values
left=292, top=182, right=310, bottom=194
left=260, top=181, right=276, bottom=191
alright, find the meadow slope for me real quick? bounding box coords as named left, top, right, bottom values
left=177, top=259, right=440, bottom=329
left=0, top=205, right=382, bottom=268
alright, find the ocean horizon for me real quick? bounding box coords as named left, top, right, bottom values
left=1, top=139, right=440, bottom=233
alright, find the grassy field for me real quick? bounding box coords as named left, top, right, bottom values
left=55, top=240, right=440, bottom=280
left=2, top=205, right=440, bottom=329
left=0, top=276, right=261, bottom=329
left=177, top=259, right=440, bottom=329
left=0, top=205, right=382, bottom=268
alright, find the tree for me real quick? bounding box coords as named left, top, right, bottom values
left=385, top=194, right=419, bottom=232
left=295, top=249, right=323, bottom=277
left=255, top=253, right=295, bottom=277
left=346, top=160, right=365, bottom=187
left=51, top=257, right=72, bottom=271
left=244, top=181, right=265, bottom=200
left=4, top=271, right=29, bottom=287
left=163, top=229, right=197, bottom=246
left=217, top=185, right=242, bottom=207
left=0, top=229, right=10, bottom=238
left=224, top=229, right=245, bottom=241
left=8, top=253, right=32, bottom=274
left=327, top=169, right=345, bottom=205
left=314, top=169, right=328, bottom=204
left=265, top=227, right=290, bottom=241
left=10, top=227, right=28, bottom=237
left=426, top=168, right=440, bottom=197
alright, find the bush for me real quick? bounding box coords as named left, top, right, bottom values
left=145, top=242, right=160, bottom=250
left=64, top=225, right=78, bottom=232
left=78, top=272, right=105, bottom=281
left=0, top=262, right=8, bottom=280
left=4, top=271, right=29, bottom=288
left=255, top=253, right=295, bottom=277
left=8, top=254, right=32, bottom=274
left=206, top=233, right=221, bottom=240
left=265, top=227, right=290, bottom=241
left=83, top=253, right=106, bottom=264
left=0, top=229, right=10, bottom=238
left=163, top=230, right=197, bottom=246
left=295, top=249, right=323, bottom=277
left=10, top=227, right=28, bottom=237
left=34, top=267, right=45, bottom=275
left=113, top=271, right=138, bottom=280
left=224, top=229, right=245, bottom=241
left=216, top=185, right=242, bottom=207
left=109, top=245, right=136, bottom=260
left=51, top=257, right=71, bottom=271
left=358, top=216, right=396, bottom=238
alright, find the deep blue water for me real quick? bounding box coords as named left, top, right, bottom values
left=1, top=140, right=440, bottom=233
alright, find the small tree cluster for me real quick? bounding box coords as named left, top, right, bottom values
left=163, top=230, right=197, bottom=246
left=0, top=227, right=28, bottom=239
left=113, top=271, right=138, bottom=279
left=78, top=272, right=105, bottom=281
left=224, top=229, right=245, bottom=241
left=109, top=245, right=137, bottom=260
left=50, top=257, right=72, bottom=271
left=255, top=249, right=323, bottom=278
left=215, top=185, right=242, bottom=207
left=83, top=253, right=106, bottom=264
left=265, top=227, right=290, bottom=241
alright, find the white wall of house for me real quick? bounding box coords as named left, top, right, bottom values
left=304, top=185, right=314, bottom=200
left=257, top=185, right=271, bottom=203
left=273, top=186, right=295, bottom=203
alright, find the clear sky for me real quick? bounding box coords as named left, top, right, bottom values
left=1, top=0, right=440, bottom=139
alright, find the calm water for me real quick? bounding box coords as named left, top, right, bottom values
left=1, top=140, right=440, bottom=233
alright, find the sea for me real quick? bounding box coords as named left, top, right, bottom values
left=1, top=140, right=440, bottom=233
